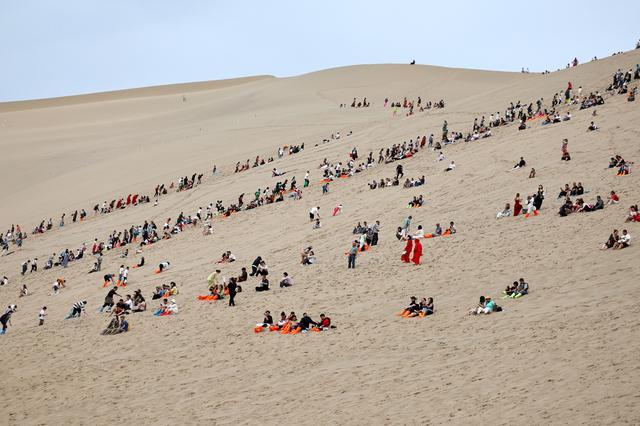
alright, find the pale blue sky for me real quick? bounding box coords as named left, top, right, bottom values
left=1, top=0, right=639, bottom=101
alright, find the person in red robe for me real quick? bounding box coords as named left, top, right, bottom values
left=411, top=238, right=423, bottom=265
left=401, top=237, right=413, bottom=263
left=126, top=194, right=132, bottom=205
left=513, top=193, right=523, bottom=216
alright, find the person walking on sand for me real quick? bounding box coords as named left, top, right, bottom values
left=227, top=277, right=238, bottom=306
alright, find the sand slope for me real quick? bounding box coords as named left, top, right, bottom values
left=1, top=51, right=639, bottom=425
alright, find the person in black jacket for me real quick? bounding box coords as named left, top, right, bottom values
left=227, top=277, right=238, bottom=306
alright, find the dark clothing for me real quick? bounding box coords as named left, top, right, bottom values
left=298, top=316, right=317, bottom=330
left=228, top=282, right=237, bottom=306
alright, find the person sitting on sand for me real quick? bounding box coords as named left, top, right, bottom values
left=405, top=297, right=434, bottom=317
left=444, top=161, right=456, bottom=172
left=503, top=281, right=518, bottom=297
left=469, top=296, right=499, bottom=315
left=587, top=121, right=598, bottom=131
left=601, top=230, right=619, bottom=249
left=496, top=203, right=512, bottom=218
left=272, top=168, right=285, bottom=177
left=132, top=289, right=146, bottom=311
left=280, top=272, right=293, bottom=288
left=514, top=278, right=529, bottom=297
left=401, top=296, right=420, bottom=316
left=259, top=311, right=273, bottom=327
left=276, top=311, right=289, bottom=328
left=529, top=168, right=536, bottom=178
left=607, top=191, right=620, bottom=205
left=513, top=157, right=526, bottom=169
left=626, top=205, right=640, bottom=222
left=255, top=276, right=270, bottom=292
left=237, top=267, right=248, bottom=283
left=301, top=247, right=316, bottom=265
left=318, top=313, right=332, bottom=329
left=294, top=313, right=318, bottom=331
left=612, top=229, right=631, bottom=249
left=18, top=284, right=28, bottom=298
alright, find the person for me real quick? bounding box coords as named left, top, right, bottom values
left=601, top=229, right=619, bottom=249
left=67, top=301, right=87, bottom=319
left=318, top=314, right=332, bottom=329
left=469, top=296, right=497, bottom=315
left=296, top=313, right=318, bottom=331
left=237, top=267, right=248, bottom=283
left=255, top=276, right=269, bottom=292
left=497, top=203, right=511, bottom=218
left=280, top=272, right=293, bottom=288
left=529, top=168, right=536, bottom=178
left=100, top=287, right=121, bottom=313
left=348, top=242, right=358, bottom=269
left=587, top=121, right=598, bottom=131
left=613, top=230, right=631, bottom=249
left=249, top=257, right=262, bottom=276
left=401, top=236, right=413, bottom=263
left=401, top=215, right=412, bottom=234
left=514, top=278, right=529, bottom=297
left=227, top=277, right=238, bottom=306
left=513, top=193, right=522, bottom=216
left=260, top=311, right=273, bottom=327
left=309, top=206, right=320, bottom=221
left=444, top=161, right=456, bottom=172
left=118, top=316, right=130, bottom=333
left=38, top=306, right=47, bottom=325
left=19, top=284, right=28, bottom=297
left=0, top=306, right=15, bottom=334
left=207, top=269, right=222, bottom=286
left=607, top=191, right=620, bottom=205
left=514, top=157, right=526, bottom=169
left=411, top=238, right=423, bottom=265
left=157, top=261, right=170, bottom=273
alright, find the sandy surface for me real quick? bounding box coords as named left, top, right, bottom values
left=0, top=50, right=639, bottom=425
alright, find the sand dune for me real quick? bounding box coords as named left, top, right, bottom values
left=0, top=50, right=639, bottom=425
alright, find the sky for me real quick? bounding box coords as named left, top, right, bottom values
left=1, top=0, right=639, bottom=101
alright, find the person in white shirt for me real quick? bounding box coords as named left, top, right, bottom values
left=309, top=206, right=320, bottom=221
left=413, top=225, right=424, bottom=239
left=437, top=152, right=446, bottom=162
left=613, top=230, right=631, bottom=249
left=445, top=161, right=456, bottom=172
left=38, top=306, right=47, bottom=326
